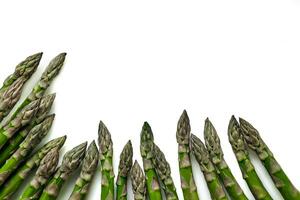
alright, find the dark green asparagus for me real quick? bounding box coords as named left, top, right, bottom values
left=131, top=160, right=146, bottom=200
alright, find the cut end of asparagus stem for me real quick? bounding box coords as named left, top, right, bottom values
left=191, top=134, right=211, bottom=167
left=176, top=109, right=190, bottom=145
left=228, top=116, right=247, bottom=155
left=81, top=140, right=99, bottom=176
left=204, top=118, right=224, bottom=163
left=131, top=160, right=146, bottom=199
left=98, top=120, right=113, bottom=158
left=118, top=140, right=133, bottom=177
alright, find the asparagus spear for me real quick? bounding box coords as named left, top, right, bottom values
left=116, top=140, right=133, bottom=200
left=239, top=118, right=300, bottom=200
left=19, top=147, right=60, bottom=200
left=176, top=110, right=199, bottom=200
left=98, top=121, right=114, bottom=200
left=131, top=160, right=146, bottom=200
left=0, top=136, right=66, bottom=200
left=11, top=53, right=66, bottom=119
left=228, top=116, right=273, bottom=200
left=69, top=141, right=99, bottom=200
left=204, top=118, right=248, bottom=200
left=39, top=142, right=87, bottom=200
left=0, top=94, right=56, bottom=166
left=0, top=52, right=42, bottom=94
left=152, top=143, right=179, bottom=200
left=191, top=134, right=228, bottom=200
left=140, top=122, right=163, bottom=200
left=0, top=114, right=54, bottom=186
left=0, top=98, right=40, bottom=150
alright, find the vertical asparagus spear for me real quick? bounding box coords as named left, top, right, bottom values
left=239, top=118, right=300, bottom=200
left=131, top=160, right=146, bottom=200
left=228, top=116, right=273, bottom=200
left=176, top=110, right=199, bottom=200
left=0, top=114, right=54, bottom=186
left=0, top=136, right=66, bottom=200
left=116, top=140, right=133, bottom=200
left=0, top=52, right=42, bottom=94
left=69, top=141, right=99, bottom=200
left=140, top=122, right=163, bottom=200
left=19, top=147, right=60, bottom=200
left=0, top=98, right=40, bottom=150
left=11, top=53, right=66, bottom=119
left=152, top=143, right=179, bottom=200
left=39, top=142, right=87, bottom=200
left=204, top=118, right=248, bottom=200
left=191, top=134, right=228, bottom=200
left=0, top=94, right=56, bottom=166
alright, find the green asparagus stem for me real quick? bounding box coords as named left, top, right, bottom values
left=11, top=53, right=66, bottom=119
left=20, top=147, right=60, bottom=200
left=239, top=118, right=300, bottom=200
left=0, top=52, right=42, bottom=95
left=116, top=140, right=133, bottom=200
left=131, top=160, right=146, bottom=200
left=39, top=142, right=87, bottom=200
left=176, top=110, right=199, bottom=200
left=98, top=121, right=115, bottom=200
left=0, top=136, right=66, bottom=200
left=0, top=94, right=56, bottom=166
left=0, top=114, right=54, bottom=186
left=0, top=98, right=40, bottom=150
left=204, top=118, right=248, bottom=200
left=228, top=116, right=273, bottom=200
left=191, top=134, right=228, bottom=200
left=140, top=122, right=163, bottom=200
left=69, top=141, right=99, bottom=200
left=152, top=143, right=179, bottom=200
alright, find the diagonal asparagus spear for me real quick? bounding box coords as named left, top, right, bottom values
left=0, top=94, right=56, bottom=166
left=0, top=98, right=40, bottom=150
left=116, top=140, right=133, bottom=200
left=98, top=121, right=115, bottom=200
left=152, top=143, right=179, bottom=200
left=176, top=110, right=199, bottom=200
left=69, top=141, right=99, bottom=200
left=0, top=114, right=55, bottom=186
left=204, top=118, right=248, bottom=200
left=191, top=134, right=228, bottom=200
left=0, top=136, right=66, bottom=200
left=131, top=160, right=147, bottom=200
left=239, top=118, right=300, bottom=200
left=140, top=122, right=163, bottom=200
left=228, top=116, right=273, bottom=200
left=39, top=142, right=87, bottom=200
left=19, top=147, right=60, bottom=200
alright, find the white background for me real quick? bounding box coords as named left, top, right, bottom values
left=1, top=0, right=300, bottom=199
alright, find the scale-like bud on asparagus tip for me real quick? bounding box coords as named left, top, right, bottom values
left=131, top=160, right=146, bottom=200
left=228, top=116, right=247, bottom=155
left=81, top=140, right=99, bottom=178
left=176, top=110, right=190, bottom=145
left=34, top=93, right=56, bottom=122
left=42, top=135, right=67, bottom=153
left=118, top=140, right=133, bottom=177
left=14, top=52, right=43, bottom=79
left=98, top=121, right=113, bottom=159
left=204, top=118, right=223, bottom=160
left=191, top=134, right=211, bottom=169
left=140, top=122, right=154, bottom=161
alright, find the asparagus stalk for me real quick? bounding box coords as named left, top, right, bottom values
left=131, top=160, right=146, bottom=200
left=0, top=98, right=40, bottom=150
left=116, top=140, right=133, bottom=200
left=19, top=147, right=60, bottom=200
left=204, top=118, right=248, bottom=200
left=69, top=141, right=99, bottom=200
left=0, top=94, right=56, bottom=166
left=98, top=121, right=115, bottom=200
left=0, top=136, right=66, bottom=199
left=239, top=118, right=300, bottom=200
left=152, top=143, right=179, bottom=200
left=176, top=110, right=199, bottom=200
left=140, top=122, right=163, bottom=200
left=11, top=53, right=66, bottom=119
left=0, top=114, right=54, bottom=186
left=228, top=116, right=273, bottom=200
left=39, top=142, right=87, bottom=200
left=0, top=52, right=42, bottom=95
left=191, top=134, right=228, bottom=200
